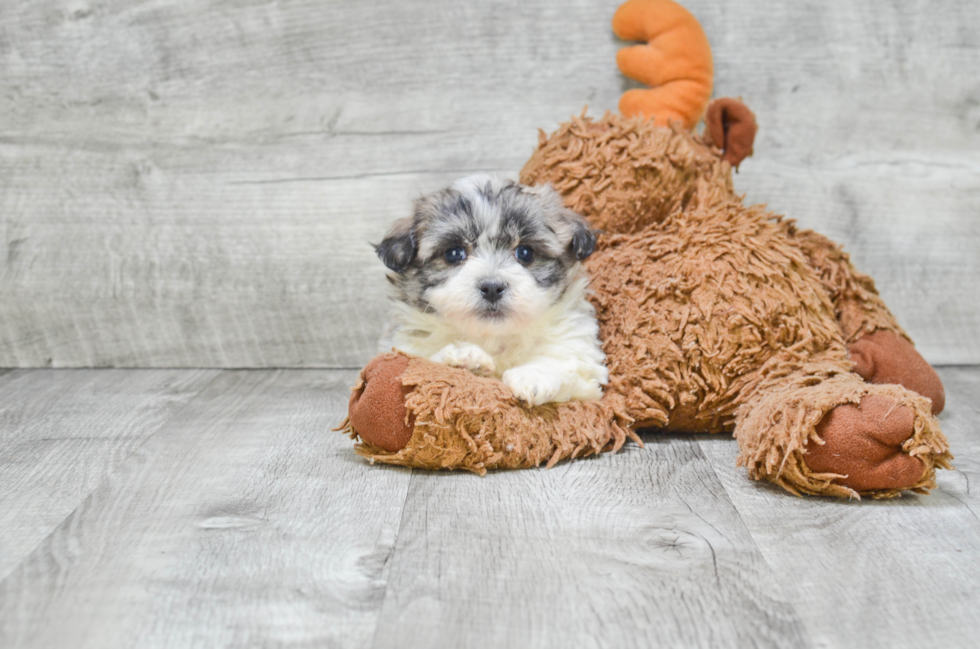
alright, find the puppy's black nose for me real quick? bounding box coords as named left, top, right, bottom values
left=479, top=280, right=507, bottom=303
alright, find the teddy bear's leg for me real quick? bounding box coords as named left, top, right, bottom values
left=794, top=228, right=944, bottom=413
left=734, top=353, right=951, bottom=498
left=340, top=353, right=639, bottom=473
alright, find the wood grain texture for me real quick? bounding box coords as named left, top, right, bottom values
left=1, top=0, right=978, bottom=367
left=1, top=367, right=978, bottom=647
left=932, top=366, right=980, bottom=517
left=371, top=436, right=811, bottom=649
left=0, top=370, right=413, bottom=648
left=0, top=368, right=217, bottom=580
left=697, top=366, right=980, bottom=649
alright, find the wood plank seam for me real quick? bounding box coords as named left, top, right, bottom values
left=693, top=436, right=819, bottom=642
left=367, top=466, right=417, bottom=649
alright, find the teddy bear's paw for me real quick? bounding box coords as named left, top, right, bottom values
left=503, top=367, right=562, bottom=406
left=847, top=329, right=945, bottom=414
left=805, top=394, right=926, bottom=493
left=347, top=353, right=414, bottom=452
left=432, top=343, right=496, bottom=376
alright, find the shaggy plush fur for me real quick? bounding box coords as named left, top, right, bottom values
left=346, top=352, right=636, bottom=474
left=341, top=110, right=952, bottom=498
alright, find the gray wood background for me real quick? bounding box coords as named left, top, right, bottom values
left=1, top=0, right=978, bottom=368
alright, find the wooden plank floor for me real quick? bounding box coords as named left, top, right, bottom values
left=1, top=367, right=977, bottom=648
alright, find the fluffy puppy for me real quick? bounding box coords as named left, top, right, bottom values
left=376, top=174, right=608, bottom=406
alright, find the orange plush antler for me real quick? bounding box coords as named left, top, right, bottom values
left=613, top=0, right=713, bottom=129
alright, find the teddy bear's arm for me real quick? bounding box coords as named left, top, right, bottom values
left=343, top=352, right=638, bottom=473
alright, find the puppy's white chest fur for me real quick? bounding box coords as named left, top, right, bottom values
left=382, top=275, right=608, bottom=406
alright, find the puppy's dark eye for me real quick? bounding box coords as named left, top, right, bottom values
left=444, top=246, right=467, bottom=265
left=515, top=245, right=535, bottom=265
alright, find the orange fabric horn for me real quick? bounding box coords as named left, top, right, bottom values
left=613, top=0, right=714, bottom=129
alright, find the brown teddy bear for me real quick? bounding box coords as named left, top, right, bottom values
left=338, top=0, right=952, bottom=498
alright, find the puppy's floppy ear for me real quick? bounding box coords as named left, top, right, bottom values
left=376, top=217, right=416, bottom=272
left=571, top=221, right=597, bottom=260
left=526, top=183, right=598, bottom=261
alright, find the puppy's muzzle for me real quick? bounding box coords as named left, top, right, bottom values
left=479, top=279, right=507, bottom=304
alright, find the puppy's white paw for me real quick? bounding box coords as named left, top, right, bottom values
left=432, top=343, right=496, bottom=376
left=503, top=367, right=562, bottom=406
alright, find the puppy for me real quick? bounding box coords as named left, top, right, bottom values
left=376, top=174, right=608, bottom=406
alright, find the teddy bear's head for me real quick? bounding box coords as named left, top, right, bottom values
left=519, top=99, right=757, bottom=235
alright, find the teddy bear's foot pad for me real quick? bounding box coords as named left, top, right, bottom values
left=848, top=330, right=945, bottom=414
left=347, top=353, right=414, bottom=452
left=805, top=394, right=926, bottom=493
